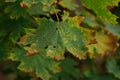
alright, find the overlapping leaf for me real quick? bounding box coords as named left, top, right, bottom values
left=50, top=57, right=81, bottom=80
left=81, top=0, right=120, bottom=24
left=9, top=47, right=60, bottom=80
left=87, top=32, right=118, bottom=58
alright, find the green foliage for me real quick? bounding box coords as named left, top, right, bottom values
left=105, top=23, right=120, bottom=37
left=81, top=0, right=120, bottom=24
left=107, top=58, right=120, bottom=79
left=59, top=0, right=78, bottom=10
left=59, top=16, right=88, bottom=59
left=5, top=0, right=16, bottom=2
left=10, top=47, right=60, bottom=80
left=1, top=0, right=120, bottom=80
left=84, top=70, right=115, bottom=80
left=50, top=57, right=81, bottom=80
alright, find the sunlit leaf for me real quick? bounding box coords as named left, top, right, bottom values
left=81, top=0, right=120, bottom=24
left=87, top=32, right=118, bottom=58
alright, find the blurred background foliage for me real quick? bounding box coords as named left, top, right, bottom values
left=1, top=0, right=120, bottom=80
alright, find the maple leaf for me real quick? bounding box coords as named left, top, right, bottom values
left=9, top=47, right=61, bottom=80
left=22, top=15, right=89, bottom=60
left=81, top=0, right=120, bottom=24
left=18, top=15, right=90, bottom=61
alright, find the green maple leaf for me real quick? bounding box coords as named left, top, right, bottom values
left=81, top=0, right=120, bottom=24
left=9, top=48, right=60, bottom=80
left=22, top=16, right=88, bottom=60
